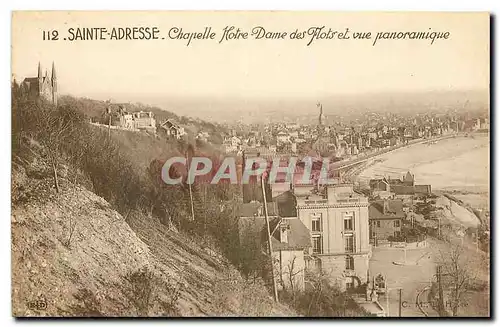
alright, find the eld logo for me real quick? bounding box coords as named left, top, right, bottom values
left=27, top=299, right=47, bottom=311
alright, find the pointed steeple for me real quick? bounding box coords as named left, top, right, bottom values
left=317, top=102, right=323, bottom=126
left=51, top=62, right=57, bottom=82
left=37, top=62, right=42, bottom=80
left=404, top=171, right=414, bottom=182
left=51, top=62, right=58, bottom=107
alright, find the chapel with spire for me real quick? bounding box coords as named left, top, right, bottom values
left=20, top=62, right=58, bottom=106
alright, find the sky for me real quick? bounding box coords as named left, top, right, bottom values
left=11, top=11, right=489, bottom=102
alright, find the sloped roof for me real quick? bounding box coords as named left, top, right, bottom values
left=369, top=200, right=405, bottom=220
left=23, top=77, right=38, bottom=84
left=267, top=217, right=311, bottom=251
left=161, top=119, right=180, bottom=129
left=22, top=77, right=40, bottom=92
left=273, top=191, right=297, bottom=218
left=239, top=215, right=311, bottom=252
left=387, top=178, right=404, bottom=185
left=238, top=201, right=278, bottom=217
left=369, top=178, right=389, bottom=190
left=404, top=171, right=414, bottom=182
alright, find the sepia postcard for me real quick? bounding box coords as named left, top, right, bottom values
left=11, top=11, right=490, bottom=318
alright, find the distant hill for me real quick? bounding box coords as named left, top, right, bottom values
left=126, top=89, right=489, bottom=124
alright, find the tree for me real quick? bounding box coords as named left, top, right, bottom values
left=283, top=255, right=304, bottom=301
left=37, top=105, right=75, bottom=193
left=437, top=243, right=477, bottom=316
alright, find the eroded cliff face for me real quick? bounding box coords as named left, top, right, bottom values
left=11, top=155, right=295, bottom=317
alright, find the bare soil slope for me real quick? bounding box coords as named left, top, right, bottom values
left=11, top=162, right=294, bottom=317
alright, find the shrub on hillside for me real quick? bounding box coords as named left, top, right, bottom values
left=280, top=273, right=369, bottom=317
left=12, top=89, right=243, bottom=258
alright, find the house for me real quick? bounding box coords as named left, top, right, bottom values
left=223, top=135, right=242, bottom=153
left=268, top=217, right=312, bottom=291
left=276, top=131, right=290, bottom=145
left=295, top=183, right=371, bottom=291
left=118, top=112, right=135, bottom=130
left=196, top=131, right=210, bottom=142
left=160, top=119, right=186, bottom=139
left=237, top=201, right=310, bottom=291
left=108, top=107, right=156, bottom=133
left=391, top=184, right=432, bottom=197
left=369, top=199, right=405, bottom=242
left=369, top=178, right=390, bottom=192
left=369, top=172, right=431, bottom=198
left=132, top=111, right=156, bottom=133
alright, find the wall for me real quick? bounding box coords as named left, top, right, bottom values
left=319, top=253, right=369, bottom=291
left=370, top=219, right=401, bottom=240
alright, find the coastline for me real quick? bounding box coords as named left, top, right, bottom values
left=355, top=133, right=489, bottom=193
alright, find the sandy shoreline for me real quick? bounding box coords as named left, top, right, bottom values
left=354, top=134, right=489, bottom=222
left=357, top=134, right=489, bottom=194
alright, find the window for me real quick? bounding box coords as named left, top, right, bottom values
left=394, top=220, right=400, bottom=228
left=344, top=212, right=354, bottom=231
left=312, top=235, right=322, bottom=254
left=311, top=213, right=322, bottom=232
left=344, top=234, right=355, bottom=253
left=376, top=221, right=381, bottom=228
left=345, top=255, right=354, bottom=270
left=346, top=277, right=355, bottom=290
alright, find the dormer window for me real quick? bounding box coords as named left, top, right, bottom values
left=280, top=226, right=288, bottom=243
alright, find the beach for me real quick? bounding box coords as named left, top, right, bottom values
left=358, top=134, right=489, bottom=194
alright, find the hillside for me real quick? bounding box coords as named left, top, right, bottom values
left=58, top=95, right=226, bottom=144
left=11, top=87, right=370, bottom=317
left=10, top=88, right=296, bottom=316
left=11, top=127, right=294, bottom=317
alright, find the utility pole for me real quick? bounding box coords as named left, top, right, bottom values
left=106, top=101, right=112, bottom=140
left=261, top=175, right=279, bottom=303
left=438, top=217, right=441, bottom=239
left=398, top=288, right=402, bottom=317
left=108, top=114, right=111, bottom=139
left=476, top=231, right=479, bottom=253
left=385, top=288, right=390, bottom=317
left=437, top=265, right=444, bottom=315
left=186, top=150, right=195, bottom=221
left=403, top=243, right=407, bottom=265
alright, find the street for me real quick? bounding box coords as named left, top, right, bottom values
left=369, top=245, right=436, bottom=317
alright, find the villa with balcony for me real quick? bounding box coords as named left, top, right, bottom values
left=294, top=182, right=371, bottom=291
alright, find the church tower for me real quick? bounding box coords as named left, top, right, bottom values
left=317, top=102, right=323, bottom=126
left=51, top=62, right=58, bottom=106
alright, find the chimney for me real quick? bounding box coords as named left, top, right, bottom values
left=257, top=205, right=262, bottom=217
left=383, top=200, right=389, bottom=215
